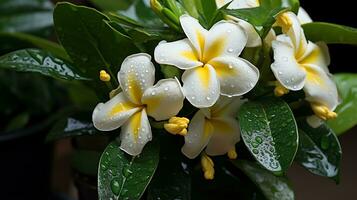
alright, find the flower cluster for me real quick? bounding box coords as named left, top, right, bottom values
left=92, top=0, right=339, bottom=179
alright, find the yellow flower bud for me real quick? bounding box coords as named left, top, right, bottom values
left=201, top=153, right=214, bottom=180
left=99, top=70, right=111, bottom=82
left=227, top=147, right=237, bottom=160
left=311, top=103, right=338, bottom=120
left=274, top=82, right=289, bottom=97
left=164, top=117, right=190, bottom=136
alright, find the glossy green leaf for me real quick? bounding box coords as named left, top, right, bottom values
left=295, top=120, right=342, bottom=181
left=222, top=0, right=299, bottom=37
left=98, top=140, right=159, bottom=200
left=115, top=0, right=164, bottom=27
left=0, top=32, right=69, bottom=60
left=147, top=133, right=191, bottom=200
left=0, top=0, right=54, bottom=35
left=327, top=74, right=357, bottom=135
left=238, top=97, right=298, bottom=174
left=193, top=0, right=220, bottom=28
left=53, top=2, right=139, bottom=82
left=160, top=64, right=182, bottom=79
left=46, top=118, right=97, bottom=142
left=302, top=22, right=357, bottom=45
left=0, top=49, right=89, bottom=80
left=232, top=160, right=295, bottom=200
left=72, top=149, right=102, bottom=176
left=90, top=0, right=133, bottom=11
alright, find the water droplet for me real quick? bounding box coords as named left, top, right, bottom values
left=251, top=141, right=260, bottom=148
left=282, top=56, right=288, bottom=62
left=255, top=136, right=263, bottom=144
left=110, top=178, right=120, bottom=195
left=123, top=166, right=133, bottom=177
left=252, top=149, right=259, bottom=154
left=227, top=29, right=232, bottom=33
left=227, top=48, right=234, bottom=53
left=164, top=87, right=169, bottom=91
left=206, top=96, right=211, bottom=101
left=191, top=96, right=196, bottom=100
left=278, top=71, right=283, bottom=75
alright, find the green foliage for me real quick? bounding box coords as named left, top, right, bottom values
left=302, top=22, right=357, bottom=45
left=238, top=97, right=298, bottom=174
left=90, top=0, right=133, bottom=11
left=98, top=140, right=159, bottom=200
left=72, top=149, right=102, bottom=176
left=53, top=2, right=139, bottom=85
left=0, top=49, right=89, bottom=81
left=0, top=0, right=54, bottom=36
left=328, top=74, right=357, bottom=135
left=232, top=160, right=295, bottom=200
left=46, top=117, right=97, bottom=142
left=222, top=0, right=299, bottom=38
left=295, top=120, right=342, bottom=182
left=0, top=32, right=69, bottom=59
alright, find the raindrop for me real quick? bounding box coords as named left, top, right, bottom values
left=252, top=149, right=259, bottom=154
left=191, top=96, right=196, bottom=100
left=110, top=178, right=120, bottom=195
left=278, top=71, right=283, bottom=75
left=151, top=91, right=156, bottom=96
left=282, top=56, right=288, bottom=62
left=227, top=48, right=234, bottom=53
left=164, top=87, right=169, bottom=91
left=206, top=96, right=211, bottom=101
left=123, top=166, right=133, bottom=177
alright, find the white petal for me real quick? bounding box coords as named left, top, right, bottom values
left=92, top=92, right=140, bottom=131
left=283, top=12, right=308, bottom=58
left=142, top=78, right=185, bottom=121
left=182, top=65, right=220, bottom=108
left=209, top=56, right=259, bottom=96
left=271, top=39, right=306, bottom=90
left=227, top=0, right=259, bottom=9
left=202, top=20, right=247, bottom=62
left=216, top=0, right=232, bottom=8
left=118, top=53, right=155, bottom=105
left=181, top=110, right=213, bottom=159
left=299, top=41, right=330, bottom=72
left=154, top=39, right=203, bottom=69
left=205, top=117, right=240, bottom=156
left=238, top=19, right=262, bottom=47
left=303, top=64, right=339, bottom=110
left=297, top=7, right=313, bottom=24
left=180, top=14, right=208, bottom=58
left=211, top=96, right=244, bottom=118
left=119, top=109, right=152, bottom=156
left=306, top=115, right=323, bottom=128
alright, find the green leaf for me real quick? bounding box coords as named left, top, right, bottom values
left=160, top=64, right=182, bottom=79
left=232, top=160, right=295, bottom=200
left=46, top=118, right=97, bottom=142
left=0, top=32, right=69, bottom=60
left=98, top=140, right=159, bottom=200
left=5, top=112, right=30, bottom=132
left=302, top=22, right=357, bottom=45
left=90, top=0, right=133, bottom=11
left=53, top=2, right=139, bottom=82
left=295, top=120, right=342, bottom=181
left=147, top=133, right=191, bottom=200
left=238, top=97, right=298, bottom=174
left=193, top=0, right=220, bottom=28
left=0, top=0, right=54, bottom=35
left=0, top=49, right=89, bottom=81
left=115, top=0, right=164, bottom=27
left=327, top=74, right=357, bottom=135
left=222, top=0, right=299, bottom=37
left=72, top=149, right=102, bottom=176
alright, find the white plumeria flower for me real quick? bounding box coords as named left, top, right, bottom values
left=154, top=15, right=259, bottom=108
left=92, top=53, right=185, bottom=156
left=216, top=0, right=266, bottom=47
left=182, top=96, right=243, bottom=159
left=297, top=7, right=313, bottom=24
left=271, top=13, right=339, bottom=123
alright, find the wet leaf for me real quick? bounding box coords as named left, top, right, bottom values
left=232, top=160, right=295, bottom=200
left=296, top=120, right=342, bottom=181
left=0, top=49, right=89, bottom=80
left=98, top=140, right=159, bottom=200
left=238, top=97, right=298, bottom=174
left=46, top=118, right=97, bottom=142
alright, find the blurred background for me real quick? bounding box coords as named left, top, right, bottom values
left=0, top=0, right=356, bottom=200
